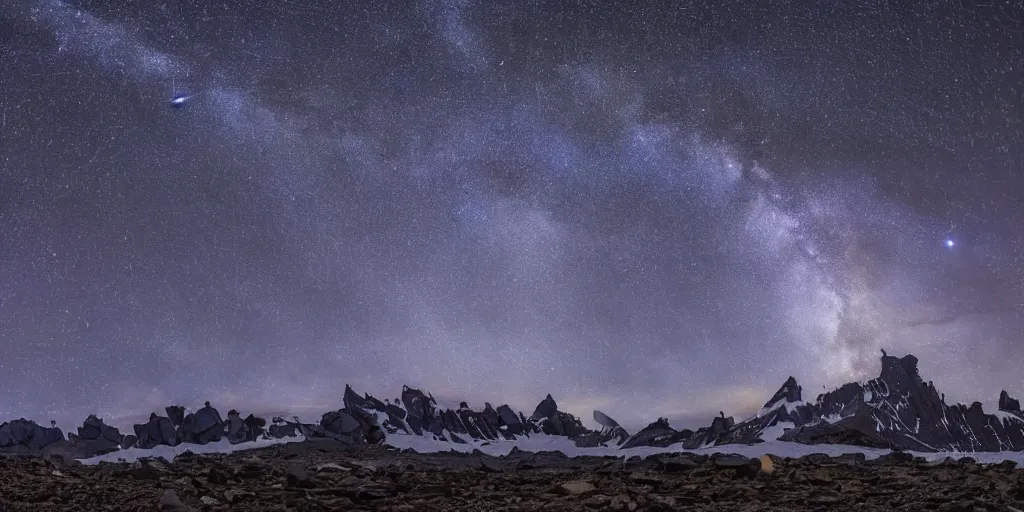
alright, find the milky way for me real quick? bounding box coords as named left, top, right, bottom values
left=1, top=1, right=1021, bottom=430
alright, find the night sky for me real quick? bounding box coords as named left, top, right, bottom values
left=1, top=0, right=1022, bottom=430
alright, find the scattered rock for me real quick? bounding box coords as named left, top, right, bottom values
left=558, top=480, right=597, bottom=495
left=315, top=462, right=351, bottom=472
left=0, top=440, right=1019, bottom=510
left=609, top=493, right=638, bottom=511
left=158, top=490, right=193, bottom=512
left=712, top=454, right=762, bottom=478
left=478, top=457, right=503, bottom=473
left=659, top=453, right=703, bottom=472
left=286, top=464, right=313, bottom=488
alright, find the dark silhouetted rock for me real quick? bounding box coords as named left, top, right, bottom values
left=320, top=410, right=363, bottom=444
left=267, top=417, right=300, bottom=439
left=177, top=402, right=224, bottom=445
left=528, top=395, right=590, bottom=439
left=318, top=406, right=385, bottom=445
left=0, top=418, right=64, bottom=451
left=165, top=406, right=186, bottom=428
left=343, top=384, right=410, bottom=435
left=57, top=415, right=126, bottom=458
left=496, top=405, right=525, bottom=436
left=401, top=386, right=441, bottom=436
left=766, top=352, right=1024, bottom=452
left=340, top=384, right=535, bottom=443
left=574, top=410, right=629, bottom=448
left=999, top=390, right=1021, bottom=413
left=619, top=417, right=689, bottom=449
left=225, top=410, right=266, bottom=444
left=712, top=376, right=814, bottom=446
left=133, top=413, right=179, bottom=449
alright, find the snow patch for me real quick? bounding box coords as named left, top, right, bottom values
left=79, top=435, right=305, bottom=465
left=756, top=400, right=807, bottom=419
left=994, top=411, right=1024, bottom=424
left=759, top=421, right=795, bottom=442
left=384, top=431, right=1024, bottom=465
left=77, top=429, right=1024, bottom=467
left=821, top=414, right=844, bottom=424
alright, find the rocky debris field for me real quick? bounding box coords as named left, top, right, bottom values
left=2, top=440, right=1024, bottom=512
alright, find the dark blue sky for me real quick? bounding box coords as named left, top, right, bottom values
left=1, top=0, right=1021, bottom=430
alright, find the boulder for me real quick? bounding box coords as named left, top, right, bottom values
left=267, top=416, right=319, bottom=439
left=267, top=417, right=301, bottom=438
left=319, top=407, right=384, bottom=445
left=177, top=402, right=225, bottom=444
left=320, top=410, right=363, bottom=444
left=132, top=413, right=179, bottom=449
left=225, top=410, right=266, bottom=444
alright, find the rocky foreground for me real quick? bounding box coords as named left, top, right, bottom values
left=2, top=440, right=1024, bottom=512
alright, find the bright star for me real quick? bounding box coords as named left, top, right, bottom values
left=945, top=239, right=955, bottom=248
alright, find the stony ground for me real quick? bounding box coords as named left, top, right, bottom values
left=2, top=439, right=1024, bottom=511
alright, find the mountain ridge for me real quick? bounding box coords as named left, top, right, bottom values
left=2, top=350, right=1022, bottom=461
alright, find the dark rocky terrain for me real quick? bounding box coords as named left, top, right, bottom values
left=2, top=439, right=1024, bottom=511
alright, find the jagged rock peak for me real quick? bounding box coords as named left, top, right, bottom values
left=878, top=351, right=924, bottom=393
left=763, top=376, right=802, bottom=409
left=530, top=394, right=558, bottom=421
left=593, top=410, right=620, bottom=429
left=999, top=390, right=1022, bottom=413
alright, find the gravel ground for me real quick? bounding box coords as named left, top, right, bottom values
left=2, top=439, right=1023, bottom=511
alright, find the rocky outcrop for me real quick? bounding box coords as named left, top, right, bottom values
left=682, top=414, right=736, bottom=449
left=619, top=418, right=691, bottom=449
left=999, top=390, right=1022, bottom=414
left=343, top=385, right=410, bottom=435
left=319, top=407, right=385, bottom=445
left=574, top=410, right=630, bottom=448
left=673, top=351, right=1024, bottom=453
left=225, top=410, right=267, bottom=444
left=177, top=402, right=226, bottom=445
left=784, top=352, right=1023, bottom=452
left=528, top=394, right=589, bottom=439
left=708, top=376, right=815, bottom=446
left=0, top=418, right=64, bottom=452
left=268, top=416, right=319, bottom=439
left=133, top=413, right=179, bottom=449
left=337, top=386, right=620, bottom=448
left=64, top=415, right=133, bottom=456
left=336, top=385, right=597, bottom=445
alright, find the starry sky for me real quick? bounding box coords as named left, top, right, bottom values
left=1, top=0, right=1022, bottom=431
